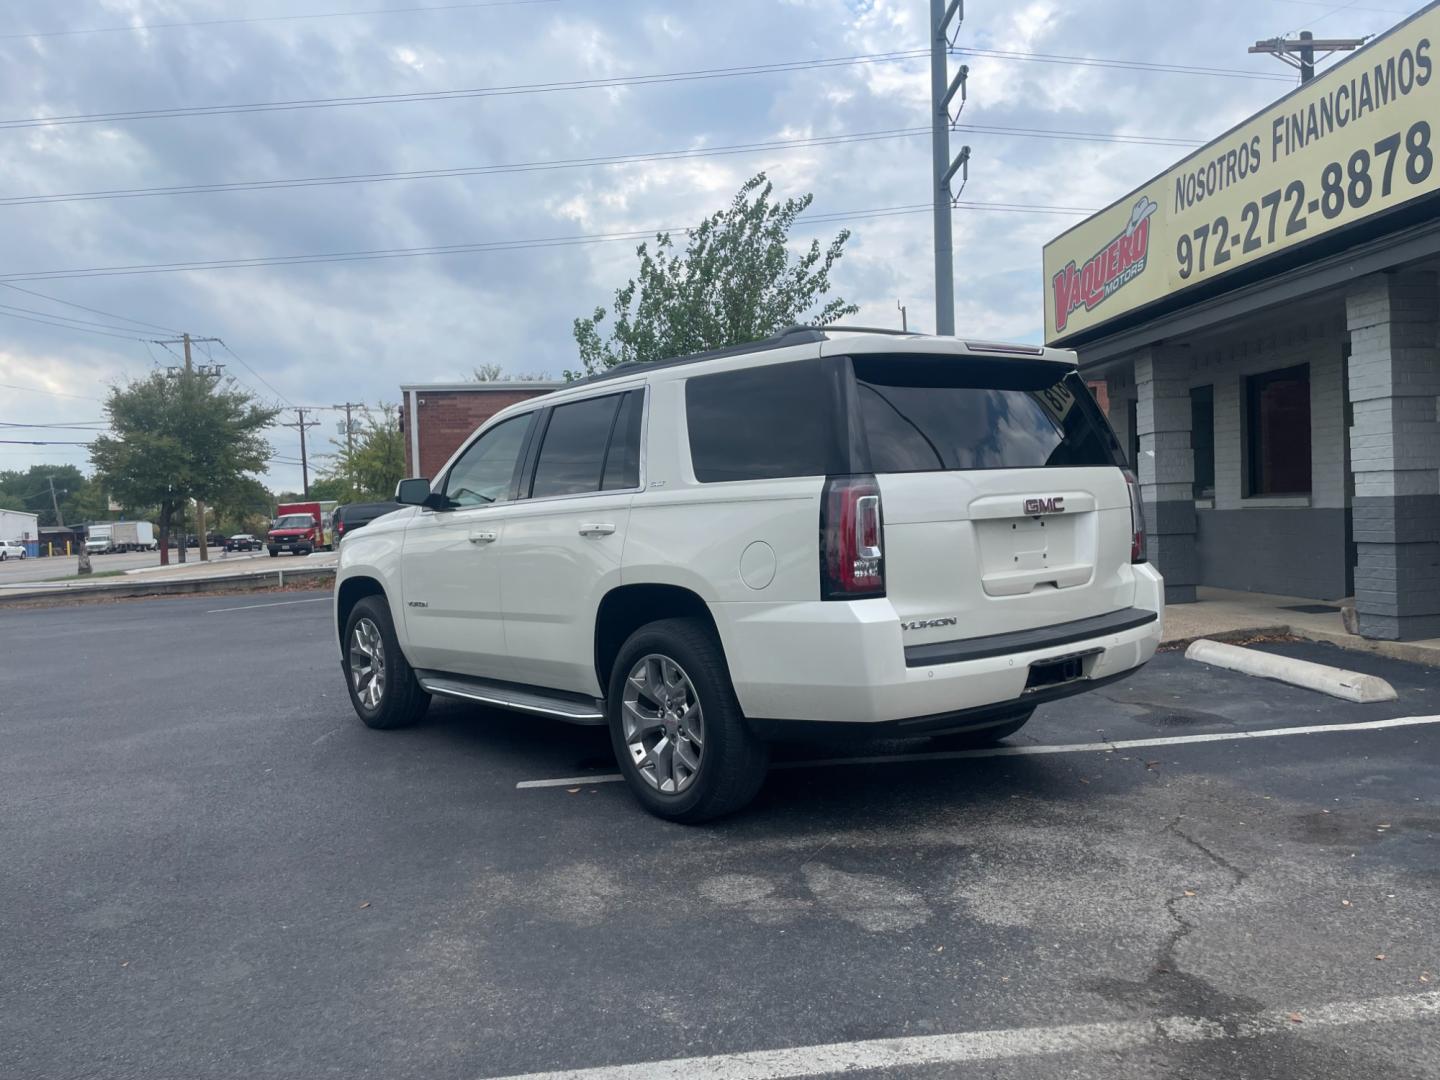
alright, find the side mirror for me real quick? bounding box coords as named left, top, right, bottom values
left=395, top=477, right=432, bottom=506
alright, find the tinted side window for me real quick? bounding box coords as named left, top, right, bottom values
left=531, top=394, right=623, bottom=499
left=853, top=355, right=1124, bottom=472
left=601, top=391, right=643, bottom=491
left=686, top=359, right=841, bottom=482
left=442, top=414, right=533, bottom=508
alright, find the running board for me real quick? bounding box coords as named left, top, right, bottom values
left=415, top=671, right=607, bottom=726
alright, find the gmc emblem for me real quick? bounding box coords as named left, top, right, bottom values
left=1024, top=496, right=1066, bottom=515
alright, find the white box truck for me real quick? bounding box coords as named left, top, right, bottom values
left=111, top=521, right=156, bottom=552
left=84, top=523, right=113, bottom=555
left=86, top=522, right=157, bottom=554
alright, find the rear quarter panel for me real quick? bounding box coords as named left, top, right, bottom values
left=621, top=376, right=823, bottom=603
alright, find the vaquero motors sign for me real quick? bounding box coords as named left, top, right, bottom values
left=1043, top=0, right=1440, bottom=343
left=1050, top=198, right=1157, bottom=334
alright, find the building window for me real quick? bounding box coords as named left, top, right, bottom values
left=1246, top=364, right=1311, bottom=496
left=1190, top=385, right=1215, bottom=499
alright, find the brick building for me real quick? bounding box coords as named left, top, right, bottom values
left=1042, top=7, right=1440, bottom=640
left=401, top=381, right=562, bottom=479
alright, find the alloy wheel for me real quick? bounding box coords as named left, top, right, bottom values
left=621, top=653, right=705, bottom=794
left=349, top=617, right=387, bottom=709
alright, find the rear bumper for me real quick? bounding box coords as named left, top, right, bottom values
left=711, top=563, right=1164, bottom=725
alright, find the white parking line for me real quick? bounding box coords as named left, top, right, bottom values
left=514, top=714, right=1440, bottom=790
left=478, top=990, right=1440, bottom=1080
left=205, top=597, right=331, bottom=614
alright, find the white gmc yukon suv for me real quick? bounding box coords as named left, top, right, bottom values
left=335, top=327, right=1163, bottom=821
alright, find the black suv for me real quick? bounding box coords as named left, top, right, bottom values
left=333, top=501, right=402, bottom=544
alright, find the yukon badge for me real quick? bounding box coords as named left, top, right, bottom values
left=1024, top=496, right=1066, bottom=515
left=902, top=616, right=958, bottom=632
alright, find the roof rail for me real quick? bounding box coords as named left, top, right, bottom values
left=566, top=326, right=827, bottom=387
left=780, top=323, right=920, bottom=337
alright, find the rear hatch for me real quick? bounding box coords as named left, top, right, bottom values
left=839, top=342, right=1139, bottom=651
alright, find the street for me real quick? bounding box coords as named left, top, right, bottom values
left=2, top=593, right=1437, bottom=1079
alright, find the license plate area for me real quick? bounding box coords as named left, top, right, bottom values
left=973, top=514, right=1095, bottom=597
left=1024, top=648, right=1100, bottom=693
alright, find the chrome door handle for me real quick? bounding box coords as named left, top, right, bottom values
left=469, top=530, right=498, bottom=544
left=578, top=523, right=616, bottom=537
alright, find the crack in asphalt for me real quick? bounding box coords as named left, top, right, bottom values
left=1167, top=817, right=1250, bottom=888
left=1154, top=817, right=1250, bottom=981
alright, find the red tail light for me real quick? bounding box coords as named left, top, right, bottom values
left=820, top=475, right=885, bottom=600
left=1123, top=469, right=1147, bottom=564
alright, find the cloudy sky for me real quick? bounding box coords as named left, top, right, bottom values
left=0, top=0, right=1419, bottom=491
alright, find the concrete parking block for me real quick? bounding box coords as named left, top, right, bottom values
left=1185, top=639, right=1398, bottom=703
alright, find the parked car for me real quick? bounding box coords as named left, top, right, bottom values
left=224, top=534, right=262, bottom=552
left=0, top=539, right=27, bottom=560
left=333, top=327, right=1163, bottom=821
left=332, top=501, right=403, bottom=544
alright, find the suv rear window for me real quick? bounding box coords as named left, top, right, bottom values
left=685, top=358, right=843, bottom=482
left=852, top=354, right=1124, bottom=472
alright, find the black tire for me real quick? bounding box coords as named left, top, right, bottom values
left=930, top=707, right=1035, bottom=749
left=606, top=617, right=768, bottom=823
left=268, top=549, right=278, bottom=557
left=342, top=595, right=429, bottom=730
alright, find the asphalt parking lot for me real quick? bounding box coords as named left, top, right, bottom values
left=3, top=592, right=1438, bottom=1079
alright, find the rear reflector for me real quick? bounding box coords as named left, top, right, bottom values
left=821, top=475, right=885, bottom=600
left=1123, top=469, right=1147, bottom=564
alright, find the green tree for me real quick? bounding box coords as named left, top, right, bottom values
left=570, top=173, right=858, bottom=378
left=208, top=477, right=274, bottom=535
left=0, top=464, right=94, bottom=526
left=89, top=372, right=278, bottom=564
left=322, top=402, right=406, bottom=500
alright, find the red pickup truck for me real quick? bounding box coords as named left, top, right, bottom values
left=267, top=501, right=336, bottom=557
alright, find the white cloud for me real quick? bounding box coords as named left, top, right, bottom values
left=0, top=0, right=1341, bottom=488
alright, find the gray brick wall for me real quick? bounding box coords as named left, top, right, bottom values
left=1344, top=270, right=1440, bottom=640
left=1108, top=306, right=1353, bottom=602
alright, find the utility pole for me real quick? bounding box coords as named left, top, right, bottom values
left=1250, top=30, right=1366, bottom=82
left=897, top=301, right=908, bottom=332
left=46, top=475, right=64, bottom=528
left=931, top=0, right=970, bottom=336
left=333, top=402, right=365, bottom=496
left=282, top=408, right=321, bottom=497
left=152, top=332, right=222, bottom=563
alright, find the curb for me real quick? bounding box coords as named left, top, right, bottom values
left=1164, top=620, right=1440, bottom=670
left=1288, top=625, right=1440, bottom=669
left=0, top=565, right=335, bottom=608
left=1184, top=638, right=1398, bottom=703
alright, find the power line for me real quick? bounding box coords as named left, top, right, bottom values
left=0, top=44, right=1301, bottom=134
left=950, top=45, right=1295, bottom=81
left=0, top=420, right=109, bottom=429
left=0, top=381, right=106, bottom=402
left=0, top=200, right=1099, bottom=283
left=0, top=306, right=148, bottom=340
left=0, top=51, right=930, bottom=131
left=0, top=124, right=1202, bottom=207
left=1272, top=0, right=1407, bottom=12
left=0, top=300, right=160, bottom=336
left=0, top=438, right=96, bottom=445
left=0, top=282, right=183, bottom=334
left=0, top=0, right=562, bottom=40
left=216, top=341, right=294, bottom=408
